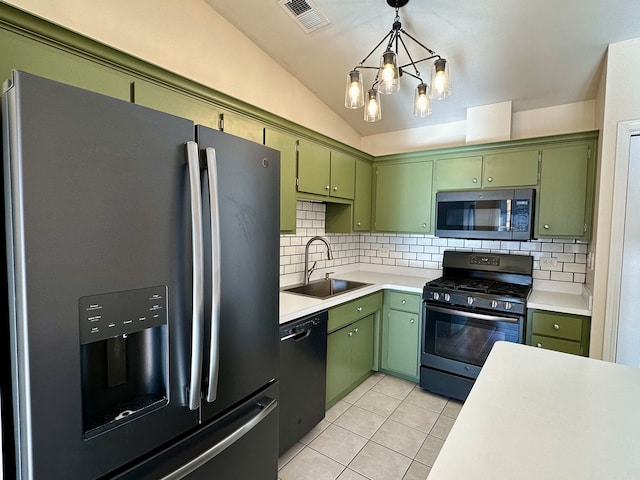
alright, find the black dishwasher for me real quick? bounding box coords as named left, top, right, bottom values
left=278, top=310, right=328, bottom=455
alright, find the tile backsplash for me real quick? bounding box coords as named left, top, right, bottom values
left=281, top=201, right=588, bottom=284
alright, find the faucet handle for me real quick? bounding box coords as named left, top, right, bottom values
left=325, top=271, right=335, bottom=280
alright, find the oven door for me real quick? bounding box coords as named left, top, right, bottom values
left=421, top=303, right=524, bottom=379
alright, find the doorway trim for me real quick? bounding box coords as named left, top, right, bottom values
left=603, top=119, right=640, bottom=362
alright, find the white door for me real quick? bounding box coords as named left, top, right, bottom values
left=616, top=134, right=640, bottom=366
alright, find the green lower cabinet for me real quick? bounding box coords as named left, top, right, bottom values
left=380, top=291, right=421, bottom=381
left=326, top=314, right=376, bottom=409
left=526, top=309, right=590, bottom=356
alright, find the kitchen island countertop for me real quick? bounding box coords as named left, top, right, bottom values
left=279, top=268, right=591, bottom=324
left=428, top=341, right=640, bottom=479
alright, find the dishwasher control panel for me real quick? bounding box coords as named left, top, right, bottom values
left=279, top=311, right=328, bottom=339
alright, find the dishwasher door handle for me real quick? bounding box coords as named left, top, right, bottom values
left=280, top=329, right=312, bottom=342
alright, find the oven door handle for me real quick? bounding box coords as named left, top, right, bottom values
left=426, top=304, right=520, bottom=324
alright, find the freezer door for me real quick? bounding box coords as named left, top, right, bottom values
left=2, top=71, right=199, bottom=478
left=195, top=126, right=280, bottom=423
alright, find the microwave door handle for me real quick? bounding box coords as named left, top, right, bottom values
left=205, top=147, right=221, bottom=403
left=427, top=304, right=520, bottom=323
left=186, top=141, right=205, bottom=411
left=506, top=199, right=512, bottom=231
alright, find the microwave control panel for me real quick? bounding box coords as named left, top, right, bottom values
left=512, top=199, right=531, bottom=232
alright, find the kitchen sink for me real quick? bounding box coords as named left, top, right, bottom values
left=282, top=278, right=371, bottom=299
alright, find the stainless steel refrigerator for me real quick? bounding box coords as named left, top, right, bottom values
left=0, top=70, right=280, bottom=479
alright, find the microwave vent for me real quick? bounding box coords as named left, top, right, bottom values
left=277, top=0, right=330, bottom=33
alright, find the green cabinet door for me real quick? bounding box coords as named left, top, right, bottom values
left=483, top=149, right=539, bottom=187
left=350, top=315, right=375, bottom=382
left=329, top=151, right=356, bottom=200
left=374, top=161, right=433, bottom=233
left=0, top=28, right=130, bottom=101
left=434, top=155, right=483, bottom=191
left=326, top=325, right=354, bottom=405
left=298, top=139, right=331, bottom=196
left=220, top=111, right=264, bottom=144
left=382, top=310, right=419, bottom=379
left=133, top=79, right=219, bottom=128
left=536, top=144, right=591, bottom=238
left=265, top=128, right=298, bottom=233
left=353, top=159, right=372, bottom=231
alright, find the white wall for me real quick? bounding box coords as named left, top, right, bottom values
left=3, top=0, right=363, bottom=148
left=590, top=37, right=640, bottom=359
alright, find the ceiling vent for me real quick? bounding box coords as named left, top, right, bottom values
left=277, top=0, right=330, bottom=33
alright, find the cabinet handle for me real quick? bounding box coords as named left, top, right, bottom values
left=348, top=331, right=353, bottom=337
left=487, top=176, right=493, bottom=182
left=357, top=221, right=361, bottom=227
left=410, top=318, right=415, bottom=323
left=544, top=224, right=550, bottom=230
left=333, top=186, right=338, bottom=191
left=356, top=307, right=363, bottom=312
left=422, top=223, right=427, bottom=229
left=325, top=185, right=330, bottom=190
left=353, top=328, right=359, bottom=334
left=553, top=324, right=560, bottom=330
left=536, top=343, right=543, bottom=348
left=472, top=178, right=478, bottom=183
left=401, top=299, right=406, bottom=305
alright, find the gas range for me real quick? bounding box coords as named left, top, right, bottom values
left=423, top=252, right=533, bottom=316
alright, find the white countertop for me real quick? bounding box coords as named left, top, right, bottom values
left=279, top=268, right=592, bottom=324
left=429, top=342, right=640, bottom=480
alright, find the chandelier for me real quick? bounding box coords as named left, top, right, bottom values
left=344, top=0, right=451, bottom=122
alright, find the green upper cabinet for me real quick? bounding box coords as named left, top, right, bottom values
left=434, top=155, right=483, bottom=190
left=434, top=149, right=538, bottom=191
left=297, top=140, right=355, bottom=200
left=353, top=159, right=373, bottom=231
left=536, top=142, right=594, bottom=239
left=220, top=111, right=264, bottom=144
left=133, top=79, right=219, bottom=128
left=374, top=160, right=433, bottom=233
left=265, top=128, right=297, bottom=233
left=297, top=139, right=331, bottom=196
left=0, top=28, right=131, bottom=101
left=483, top=149, right=539, bottom=187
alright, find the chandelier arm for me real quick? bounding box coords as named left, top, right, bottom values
left=396, top=33, right=422, bottom=77
left=398, top=54, right=440, bottom=71
left=355, top=30, right=395, bottom=68
left=399, top=28, right=437, bottom=56
left=399, top=69, right=422, bottom=81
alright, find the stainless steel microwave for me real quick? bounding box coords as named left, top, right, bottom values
left=435, top=189, right=535, bottom=240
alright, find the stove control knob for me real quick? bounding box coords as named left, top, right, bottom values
left=433, top=292, right=440, bottom=301
left=491, top=300, right=499, bottom=308
left=504, top=302, right=513, bottom=310
left=444, top=293, right=451, bottom=302
left=467, top=296, right=474, bottom=305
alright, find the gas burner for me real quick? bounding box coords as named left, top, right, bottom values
left=454, top=279, right=494, bottom=293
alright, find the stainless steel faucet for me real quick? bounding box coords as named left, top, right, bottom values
left=304, top=236, right=333, bottom=285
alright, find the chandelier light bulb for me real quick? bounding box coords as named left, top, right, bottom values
left=378, top=51, right=400, bottom=94
left=413, top=83, right=432, bottom=117
left=344, top=70, right=364, bottom=109
left=431, top=58, right=451, bottom=100
left=364, top=88, right=382, bottom=122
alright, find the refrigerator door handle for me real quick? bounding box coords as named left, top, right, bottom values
left=204, top=147, right=221, bottom=403
left=160, top=397, right=278, bottom=480
left=186, top=141, right=205, bottom=411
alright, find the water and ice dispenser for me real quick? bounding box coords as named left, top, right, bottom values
left=79, top=286, right=169, bottom=438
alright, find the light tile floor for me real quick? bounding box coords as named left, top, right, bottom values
left=278, top=373, right=463, bottom=480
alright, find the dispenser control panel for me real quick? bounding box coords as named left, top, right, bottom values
left=79, top=285, right=168, bottom=344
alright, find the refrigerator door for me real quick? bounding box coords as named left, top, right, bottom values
left=195, top=126, right=280, bottom=423
left=2, top=71, right=199, bottom=478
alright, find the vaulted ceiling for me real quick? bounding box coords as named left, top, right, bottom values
left=204, top=0, right=640, bottom=137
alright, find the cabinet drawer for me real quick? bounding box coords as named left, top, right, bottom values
left=530, top=311, right=582, bottom=341
left=328, top=292, right=383, bottom=332
left=388, top=291, right=421, bottom=313
left=531, top=335, right=582, bottom=355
